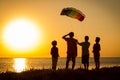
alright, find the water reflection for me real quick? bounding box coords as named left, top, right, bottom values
left=13, top=58, right=27, bottom=72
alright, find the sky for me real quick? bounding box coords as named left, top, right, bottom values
left=0, top=0, right=120, bottom=58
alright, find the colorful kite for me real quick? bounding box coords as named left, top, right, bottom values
left=60, top=7, right=85, bottom=21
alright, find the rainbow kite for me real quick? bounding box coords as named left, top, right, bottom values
left=60, top=7, right=85, bottom=21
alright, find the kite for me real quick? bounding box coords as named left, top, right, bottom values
left=60, top=7, right=85, bottom=21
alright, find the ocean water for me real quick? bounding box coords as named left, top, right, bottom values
left=0, top=57, right=120, bottom=73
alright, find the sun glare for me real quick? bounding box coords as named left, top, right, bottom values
left=2, top=18, right=42, bottom=52
left=13, top=58, right=27, bottom=72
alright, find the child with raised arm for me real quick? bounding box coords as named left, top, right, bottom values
left=78, top=36, right=90, bottom=70
left=62, top=32, right=78, bottom=69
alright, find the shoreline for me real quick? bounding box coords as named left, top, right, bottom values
left=0, top=66, right=120, bottom=80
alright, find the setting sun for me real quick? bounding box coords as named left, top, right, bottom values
left=2, top=18, right=42, bottom=52
left=0, top=0, right=120, bottom=58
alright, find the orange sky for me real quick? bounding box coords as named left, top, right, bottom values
left=0, top=0, right=120, bottom=58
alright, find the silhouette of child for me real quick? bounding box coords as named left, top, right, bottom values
left=78, top=36, right=90, bottom=70
left=62, top=32, right=78, bottom=69
left=50, top=40, right=59, bottom=70
left=93, top=37, right=101, bottom=70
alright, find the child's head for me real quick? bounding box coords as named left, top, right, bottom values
left=95, top=37, right=100, bottom=43
left=52, top=40, right=57, bottom=46
left=85, top=36, right=89, bottom=41
left=69, top=32, right=74, bottom=38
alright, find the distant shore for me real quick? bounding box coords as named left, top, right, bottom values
left=0, top=66, right=120, bottom=80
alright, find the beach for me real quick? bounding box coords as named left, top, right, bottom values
left=0, top=66, right=120, bottom=80
left=0, top=1, right=120, bottom=80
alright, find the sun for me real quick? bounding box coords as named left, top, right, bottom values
left=2, top=18, right=42, bottom=52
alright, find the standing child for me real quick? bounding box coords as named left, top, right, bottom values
left=62, top=32, right=78, bottom=69
left=50, top=40, right=59, bottom=70
left=93, top=37, right=101, bottom=70
left=78, top=36, right=90, bottom=70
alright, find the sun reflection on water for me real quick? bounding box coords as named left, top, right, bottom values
left=13, top=58, right=27, bottom=73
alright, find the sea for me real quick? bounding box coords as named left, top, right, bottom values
left=0, top=57, right=120, bottom=73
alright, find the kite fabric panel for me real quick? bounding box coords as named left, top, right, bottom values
left=60, top=7, right=85, bottom=21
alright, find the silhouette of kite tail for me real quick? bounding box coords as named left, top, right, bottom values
left=60, top=7, right=85, bottom=21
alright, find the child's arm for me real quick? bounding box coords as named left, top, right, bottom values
left=62, top=33, right=69, bottom=39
